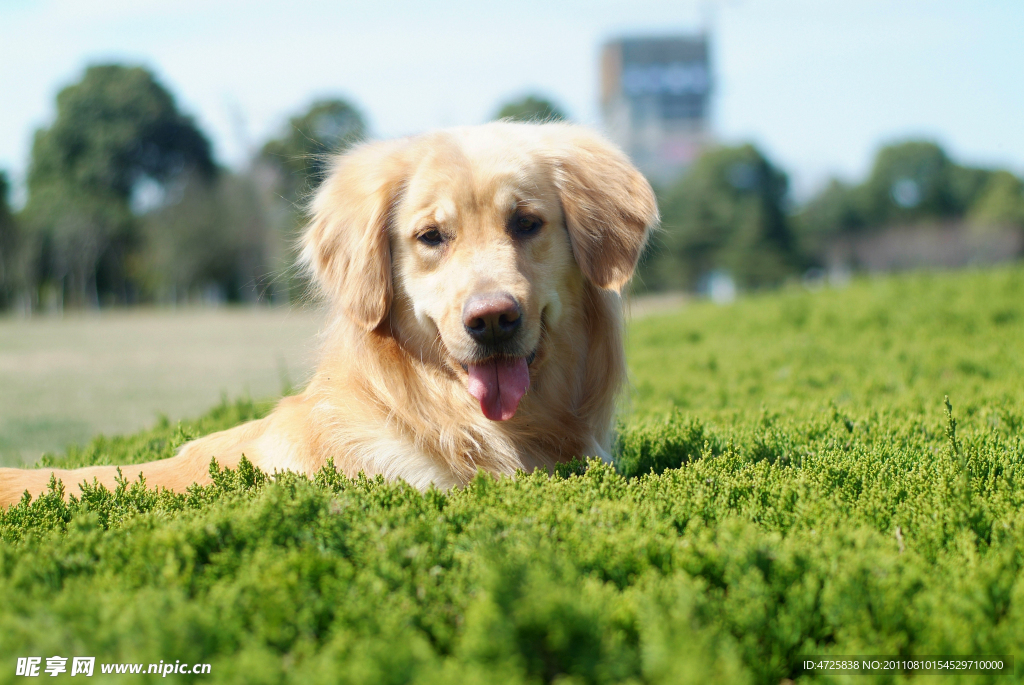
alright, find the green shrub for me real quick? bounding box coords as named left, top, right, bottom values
left=2, top=267, right=1024, bottom=684
left=615, top=412, right=718, bottom=478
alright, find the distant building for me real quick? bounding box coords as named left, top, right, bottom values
left=601, top=35, right=713, bottom=185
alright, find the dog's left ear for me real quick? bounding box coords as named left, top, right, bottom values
left=543, top=125, right=659, bottom=292
left=301, top=138, right=411, bottom=330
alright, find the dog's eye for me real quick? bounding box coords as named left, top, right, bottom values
left=513, top=214, right=543, bottom=237
left=418, top=228, right=444, bottom=247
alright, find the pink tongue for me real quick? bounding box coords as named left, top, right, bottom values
left=466, top=358, right=530, bottom=421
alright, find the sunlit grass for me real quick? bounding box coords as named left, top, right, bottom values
left=2, top=266, right=1023, bottom=683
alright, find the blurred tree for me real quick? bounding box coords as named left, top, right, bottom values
left=493, top=95, right=567, bottom=123
left=949, top=164, right=994, bottom=215
left=794, top=178, right=865, bottom=233
left=861, top=141, right=954, bottom=225
left=643, top=144, right=797, bottom=291
left=0, top=172, right=18, bottom=308
left=260, top=99, right=366, bottom=204
left=139, top=171, right=273, bottom=304
left=259, top=98, right=367, bottom=303
left=23, top=64, right=214, bottom=308
left=857, top=140, right=998, bottom=227
left=968, top=170, right=1024, bottom=230
left=796, top=140, right=1002, bottom=244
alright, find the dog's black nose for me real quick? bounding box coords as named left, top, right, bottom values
left=463, top=293, right=522, bottom=345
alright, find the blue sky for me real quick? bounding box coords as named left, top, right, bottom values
left=1, top=0, right=1022, bottom=201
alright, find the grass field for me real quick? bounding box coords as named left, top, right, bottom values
left=0, top=307, right=322, bottom=466
left=1, top=267, right=1023, bottom=683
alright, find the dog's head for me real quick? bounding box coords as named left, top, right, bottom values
left=302, top=122, right=657, bottom=421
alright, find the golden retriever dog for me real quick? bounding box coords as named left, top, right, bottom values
left=0, top=122, right=657, bottom=507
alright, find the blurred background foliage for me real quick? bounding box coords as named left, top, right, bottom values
left=0, top=66, right=372, bottom=311
left=22, top=65, right=215, bottom=309
left=259, top=98, right=367, bottom=206
left=640, top=144, right=796, bottom=291
left=0, top=63, right=1022, bottom=313
left=0, top=172, right=16, bottom=310
left=793, top=141, right=1021, bottom=248
left=493, top=94, right=567, bottom=123
left=637, top=138, right=1024, bottom=295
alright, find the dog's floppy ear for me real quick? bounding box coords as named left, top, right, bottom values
left=543, top=125, right=658, bottom=292
left=301, top=139, right=411, bottom=330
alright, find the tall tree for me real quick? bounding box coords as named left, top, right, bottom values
left=23, top=64, right=214, bottom=307
left=796, top=140, right=1003, bottom=243
left=0, top=172, right=17, bottom=308
left=140, top=170, right=275, bottom=304
left=645, top=144, right=797, bottom=290
left=260, top=99, right=366, bottom=205
left=492, top=95, right=567, bottom=123
left=259, top=99, right=367, bottom=303
left=969, top=170, right=1024, bottom=230
left=859, top=140, right=995, bottom=226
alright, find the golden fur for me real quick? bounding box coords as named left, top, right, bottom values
left=0, top=122, right=657, bottom=506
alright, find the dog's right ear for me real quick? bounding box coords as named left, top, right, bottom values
left=540, top=124, right=659, bottom=293
left=301, top=139, right=411, bottom=331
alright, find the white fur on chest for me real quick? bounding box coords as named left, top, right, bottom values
left=356, top=432, right=465, bottom=490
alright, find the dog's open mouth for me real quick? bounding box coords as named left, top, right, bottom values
left=460, top=351, right=536, bottom=421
